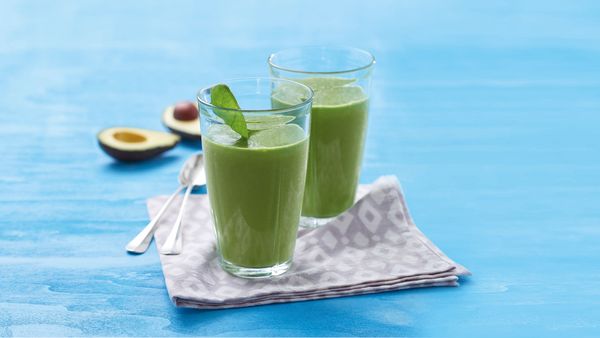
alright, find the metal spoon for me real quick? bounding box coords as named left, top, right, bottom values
left=125, top=153, right=205, bottom=254
left=159, top=154, right=206, bottom=255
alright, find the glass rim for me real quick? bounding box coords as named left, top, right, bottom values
left=197, top=77, right=314, bottom=114
left=268, top=46, right=376, bottom=75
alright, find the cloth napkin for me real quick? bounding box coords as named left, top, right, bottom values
left=147, top=176, right=470, bottom=309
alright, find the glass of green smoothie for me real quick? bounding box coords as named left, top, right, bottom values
left=268, top=46, right=375, bottom=227
left=197, top=78, right=312, bottom=278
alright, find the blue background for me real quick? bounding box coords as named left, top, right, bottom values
left=1, top=0, right=599, bottom=336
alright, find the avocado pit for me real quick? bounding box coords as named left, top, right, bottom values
left=173, top=101, right=199, bottom=121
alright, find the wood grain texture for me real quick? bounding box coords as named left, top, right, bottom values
left=1, top=0, right=599, bottom=336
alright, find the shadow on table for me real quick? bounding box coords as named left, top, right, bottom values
left=178, top=139, right=202, bottom=151
left=458, top=275, right=472, bottom=286
left=103, top=155, right=180, bottom=173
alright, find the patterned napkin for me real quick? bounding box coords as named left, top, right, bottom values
left=147, top=176, right=470, bottom=309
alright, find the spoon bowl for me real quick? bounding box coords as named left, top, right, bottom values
left=178, top=154, right=202, bottom=185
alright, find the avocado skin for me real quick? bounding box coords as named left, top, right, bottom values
left=98, top=141, right=178, bottom=162
left=161, top=106, right=201, bottom=141
left=163, top=125, right=202, bottom=141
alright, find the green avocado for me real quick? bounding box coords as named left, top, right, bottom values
left=97, top=127, right=180, bottom=161
left=161, top=105, right=201, bottom=140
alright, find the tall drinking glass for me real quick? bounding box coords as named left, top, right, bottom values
left=198, top=78, right=313, bottom=278
left=268, top=46, right=375, bottom=227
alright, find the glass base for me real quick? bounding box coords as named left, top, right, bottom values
left=300, top=215, right=336, bottom=228
left=219, top=257, right=292, bottom=279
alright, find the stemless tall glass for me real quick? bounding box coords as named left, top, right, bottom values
left=269, top=46, right=375, bottom=227
left=198, top=78, right=313, bottom=278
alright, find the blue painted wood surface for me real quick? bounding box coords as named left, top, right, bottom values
left=1, top=1, right=599, bottom=336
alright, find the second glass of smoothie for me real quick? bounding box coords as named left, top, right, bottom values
left=269, top=46, right=375, bottom=227
left=198, top=78, right=312, bottom=278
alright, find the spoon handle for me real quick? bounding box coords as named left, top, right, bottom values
left=125, top=185, right=185, bottom=254
left=160, top=183, right=194, bottom=255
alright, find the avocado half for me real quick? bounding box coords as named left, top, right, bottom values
left=161, top=105, right=201, bottom=140
left=97, top=127, right=180, bottom=162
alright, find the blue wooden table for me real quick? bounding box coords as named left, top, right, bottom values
left=1, top=1, right=599, bottom=336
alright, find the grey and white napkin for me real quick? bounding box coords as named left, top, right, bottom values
left=147, top=176, right=470, bottom=309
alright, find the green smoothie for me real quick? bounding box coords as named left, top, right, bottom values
left=273, top=78, right=369, bottom=218
left=202, top=123, right=308, bottom=268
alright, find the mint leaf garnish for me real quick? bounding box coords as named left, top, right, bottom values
left=210, top=84, right=249, bottom=139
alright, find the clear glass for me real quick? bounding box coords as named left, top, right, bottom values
left=197, top=78, right=312, bottom=278
left=269, top=46, right=375, bottom=227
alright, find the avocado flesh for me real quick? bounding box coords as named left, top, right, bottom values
left=98, top=127, right=180, bottom=161
left=162, top=106, right=201, bottom=140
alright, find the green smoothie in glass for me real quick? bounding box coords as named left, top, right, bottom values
left=203, top=124, right=308, bottom=268
left=198, top=78, right=312, bottom=278
left=272, top=78, right=368, bottom=217
left=269, top=46, right=375, bottom=227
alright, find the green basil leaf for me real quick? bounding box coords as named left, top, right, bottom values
left=210, top=84, right=249, bottom=139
